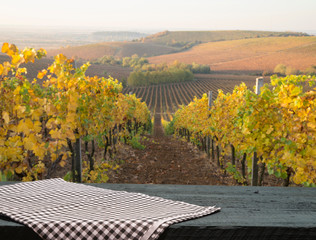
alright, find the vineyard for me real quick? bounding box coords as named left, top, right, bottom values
left=1, top=54, right=268, bottom=122
left=122, top=74, right=268, bottom=121
left=0, top=43, right=151, bottom=182
left=1, top=42, right=315, bottom=187
left=172, top=75, right=316, bottom=186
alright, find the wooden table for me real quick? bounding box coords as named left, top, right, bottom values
left=0, top=182, right=315, bottom=239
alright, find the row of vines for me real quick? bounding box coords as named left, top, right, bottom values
left=0, top=43, right=151, bottom=182
left=123, top=76, right=240, bottom=121
left=172, top=75, right=316, bottom=186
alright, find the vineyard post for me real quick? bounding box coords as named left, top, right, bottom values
left=251, top=77, right=264, bottom=186
left=73, top=60, right=82, bottom=183
left=207, top=91, right=213, bottom=159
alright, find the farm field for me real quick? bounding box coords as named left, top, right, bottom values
left=45, top=30, right=310, bottom=62
left=148, top=36, right=316, bottom=73
left=123, top=73, right=269, bottom=121
left=143, top=30, right=307, bottom=45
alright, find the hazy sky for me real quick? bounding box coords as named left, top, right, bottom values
left=1, top=0, right=315, bottom=32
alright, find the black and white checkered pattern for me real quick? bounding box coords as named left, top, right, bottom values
left=0, top=179, right=220, bottom=240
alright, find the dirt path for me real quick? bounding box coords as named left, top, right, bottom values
left=108, top=114, right=234, bottom=185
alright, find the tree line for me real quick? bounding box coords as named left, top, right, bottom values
left=94, top=55, right=211, bottom=86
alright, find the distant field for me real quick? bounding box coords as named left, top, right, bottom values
left=0, top=29, right=149, bottom=49
left=47, top=42, right=180, bottom=60
left=144, top=30, right=308, bottom=45
left=45, top=30, right=308, bottom=61
left=123, top=74, right=268, bottom=121
left=148, top=36, right=316, bottom=72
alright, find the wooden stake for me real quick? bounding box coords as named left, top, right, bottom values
left=252, top=77, right=264, bottom=186
left=206, top=91, right=212, bottom=158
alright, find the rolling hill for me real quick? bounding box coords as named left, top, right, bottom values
left=46, top=42, right=180, bottom=60
left=46, top=30, right=308, bottom=61
left=143, top=30, right=308, bottom=45
left=148, top=36, right=316, bottom=73
left=3, top=31, right=315, bottom=77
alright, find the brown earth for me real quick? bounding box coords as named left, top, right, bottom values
left=107, top=113, right=234, bottom=185
left=107, top=113, right=284, bottom=186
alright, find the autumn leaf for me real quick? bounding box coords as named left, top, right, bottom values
left=17, top=120, right=30, bottom=135
left=23, top=48, right=36, bottom=63
left=33, top=146, right=46, bottom=160
left=37, top=69, right=47, bottom=79
left=23, top=134, right=37, bottom=151
left=0, top=64, right=4, bottom=75
left=55, top=54, right=67, bottom=65
left=49, top=129, right=61, bottom=139
left=33, top=121, right=42, bottom=133
left=2, top=43, right=18, bottom=57
left=16, top=67, right=27, bottom=75
left=1, top=61, right=11, bottom=75
left=36, top=48, right=47, bottom=59
left=15, top=165, right=23, bottom=174
left=1, top=43, right=9, bottom=53
left=59, top=160, right=66, bottom=167
left=11, top=54, right=23, bottom=66
left=2, top=111, right=10, bottom=124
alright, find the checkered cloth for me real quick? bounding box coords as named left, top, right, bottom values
left=0, top=178, right=220, bottom=240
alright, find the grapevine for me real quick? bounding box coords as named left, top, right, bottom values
left=173, top=75, right=316, bottom=186
left=0, top=43, right=151, bottom=182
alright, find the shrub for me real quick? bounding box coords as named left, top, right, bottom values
left=128, top=135, right=145, bottom=150
left=274, top=64, right=287, bottom=75
left=304, top=65, right=316, bottom=76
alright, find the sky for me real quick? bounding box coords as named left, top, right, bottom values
left=1, top=0, right=316, bottom=33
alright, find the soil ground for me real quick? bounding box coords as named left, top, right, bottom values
left=107, top=114, right=284, bottom=186
left=108, top=114, right=233, bottom=185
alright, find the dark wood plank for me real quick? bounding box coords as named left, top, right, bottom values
left=0, top=182, right=315, bottom=239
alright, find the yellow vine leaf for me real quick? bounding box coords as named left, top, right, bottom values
left=59, top=160, right=66, bottom=168
left=0, top=64, right=4, bottom=75
left=37, top=69, right=47, bottom=79
left=11, top=54, right=23, bottom=65
left=1, top=62, right=11, bottom=75
left=23, top=48, right=36, bottom=63
left=17, top=120, right=31, bottom=135
left=33, top=145, right=45, bottom=160
left=16, top=67, right=27, bottom=75
left=49, top=129, right=61, bottom=139
left=23, top=134, right=37, bottom=151
left=55, top=54, right=67, bottom=65
left=15, top=165, right=23, bottom=174
left=2, top=111, right=10, bottom=124
left=1, top=43, right=9, bottom=53
left=33, top=121, right=42, bottom=133
left=2, top=43, right=18, bottom=57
